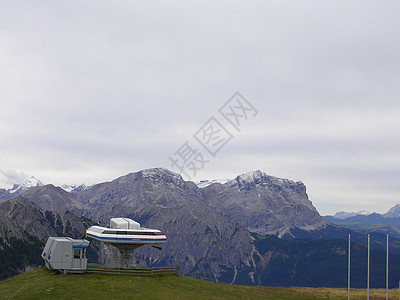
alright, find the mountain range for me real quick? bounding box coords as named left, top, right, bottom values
left=325, top=211, right=400, bottom=241
left=1, top=168, right=400, bottom=287
left=0, top=176, right=90, bottom=201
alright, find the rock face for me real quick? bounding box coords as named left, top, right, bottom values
left=0, top=197, right=95, bottom=280
left=130, top=203, right=257, bottom=283
left=0, top=197, right=88, bottom=241
left=201, top=170, right=326, bottom=237
left=18, top=184, right=81, bottom=212
left=0, top=188, right=8, bottom=200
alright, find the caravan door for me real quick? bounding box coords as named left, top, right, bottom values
left=72, top=246, right=85, bottom=269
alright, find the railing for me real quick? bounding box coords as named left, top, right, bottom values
left=86, top=265, right=179, bottom=276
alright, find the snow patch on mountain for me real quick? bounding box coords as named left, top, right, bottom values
left=9, top=176, right=43, bottom=194
left=197, top=179, right=230, bottom=188
left=196, top=171, right=304, bottom=191
left=139, top=167, right=186, bottom=186
left=229, top=170, right=303, bottom=189
left=60, top=184, right=91, bottom=193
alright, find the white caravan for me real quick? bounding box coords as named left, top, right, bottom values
left=42, top=237, right=90, bottom=274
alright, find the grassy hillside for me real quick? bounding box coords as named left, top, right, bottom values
left=0, top=268, right=396, bottom=300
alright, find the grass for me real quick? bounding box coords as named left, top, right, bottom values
left=0, top=268, right=397, bottom=299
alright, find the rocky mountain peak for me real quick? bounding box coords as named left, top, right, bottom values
left=236, top=170, right=264, bottom=182
left=202, top=170, right=325, bottom=237
left=229, top=170, right=305, bottom=194
left=138, top=168, right=186, bottom=185
left=140, top=167, right=181, bottom=178
left=384, top=204, right=400, bottom=218
left=230, top=170, right=264, bottom=188
left=18, top=184, right=80, bottom=211
left=9, top=176, right=43, bottom=194
left=76, top=168, right=202, bottom=222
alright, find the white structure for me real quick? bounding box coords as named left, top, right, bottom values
left=110, top=217, right=140, bottom=230
left=86, top=218, right=166, bottom=269
left=42, top=237, right=89, bottom=274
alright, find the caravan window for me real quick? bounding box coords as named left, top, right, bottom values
left=74, top=248, right=81, bottom=259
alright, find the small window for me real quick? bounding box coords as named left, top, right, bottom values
left=74, top=248, right=81, bottom=259
left=104, top=230, right=118, bottom=235
left=131, top=231, right=145, bottom=235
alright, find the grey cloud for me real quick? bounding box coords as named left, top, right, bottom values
left=0, top=1, right=399, bottom=214
left=0, top=169, right=30, bottom=189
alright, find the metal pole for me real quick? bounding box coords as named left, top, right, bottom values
left=100, top=241, right=104, bottom=266
left=386, top=234, right=388, bottom=300
left=367, top=233, right=370, bottom=300
left=348, top=233, right=351, bottom=300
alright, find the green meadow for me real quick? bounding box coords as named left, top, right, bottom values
left=0, top=268, right=396, bottom=299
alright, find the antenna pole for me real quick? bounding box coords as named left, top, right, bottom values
left=386, top=234, right=389, bottom=300
left=348, top=233, right=351, bottom=300
left=367, top=233, right=370, bottom=300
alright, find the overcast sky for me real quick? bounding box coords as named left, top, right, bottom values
left=0, top=1, right=399, bottom=215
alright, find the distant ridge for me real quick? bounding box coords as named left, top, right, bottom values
left=329, top=210, right=371, bottom=219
